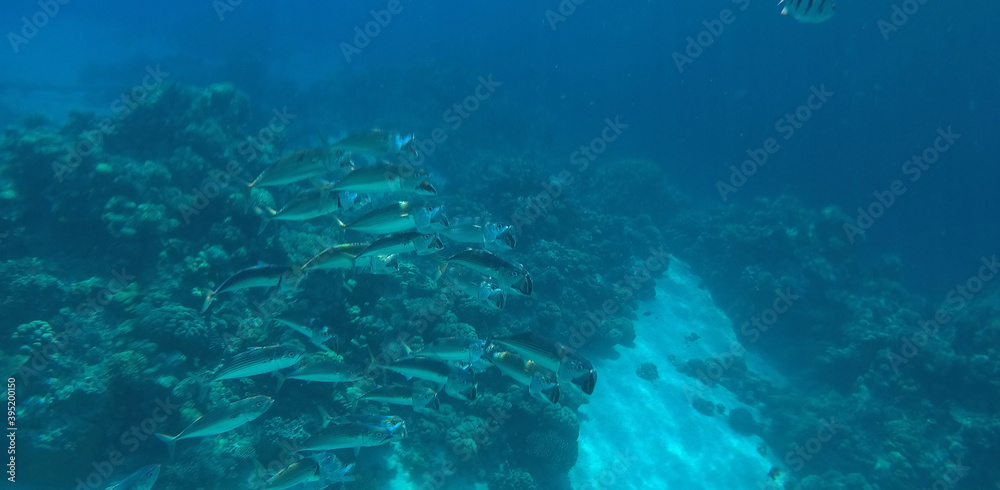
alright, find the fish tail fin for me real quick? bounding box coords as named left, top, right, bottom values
left=364, top=346, right=380, bottom=377
left=200, top=291, right=215, bottom=314
left=318, top=406, right=334, bottom=428
left=154, top=433, right=178, bottom=459
left=274, top=371, right=287, bottom=394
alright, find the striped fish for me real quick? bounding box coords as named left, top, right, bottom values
left=154, top=395, right=274, bottom=457
left=300, top=243, right=369, bottom=272
left=107, top=464, right=159, bottom=490
left=213, top=344, right=305, bottom=381
left=297, top=422, right=399, bottom=452
left=248, top=145, right=348, bottom=188
left=490, top=332, right=597, bottom=395
left=780, top=0, right=836, bottom=23
left=412, top=337, right=487, bottom=363
left=445, top=249, right=532, bottom=296
left=201, top=264, right=300, bottom=313
left=286, top=361, right=365, bottom=384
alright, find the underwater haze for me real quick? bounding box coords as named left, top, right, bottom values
left=2, top=0, right=997, bottom=489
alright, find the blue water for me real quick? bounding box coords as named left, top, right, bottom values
left=2, top=1, right=996, bottom=489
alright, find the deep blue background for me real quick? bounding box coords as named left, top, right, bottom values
left=2, top=0, right=995, bottom=297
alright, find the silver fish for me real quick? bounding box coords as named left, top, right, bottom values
left=263, top=453, right=354, bottom=490
left=300, top=243, right=369, bottom=272
left=483, top=222, right=516, bottom=250
left=107, top=464, right=159, bottom=490
left=286, top=361, right=365, bottom=384
left=248, top=145, right=348, bottom=188
left=441, top=221, right=516, bottom=251
left=443, top=275, right=506, bottom=310
left=155, top=395, right=274, bottom=457
left=357, top=232, right=443, bottom=258
left=385, top=357, right=477, bottom=401
left=360, top=385, right=440, bottom=413
left=355, top=254, right=399, bottom=275
left=255, top=187, right=357, bottom=223
left=780, top=0, right=836, bottom=23
left=487, top=350, right=561, bottom=405
left=490, top=332, right=597, bottom=395
left=271, top=318, right=336, bottom=352
left=201, top=264, right=301, bottom=313
left=213, top=345, right=305, bottom=381
left=339, top=201, right=441, bottom=235
left=330, top=129, right=415, bottom=156
left=446, top=249, right=532, bottom=296
left=297, top=422, right=399, bottom=452
left=331, top=162, right=436, bottom=195
left=413, top=337, right=487, bottom=364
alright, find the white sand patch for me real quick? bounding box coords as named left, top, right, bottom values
left=569, top=259, right=780, bottom=490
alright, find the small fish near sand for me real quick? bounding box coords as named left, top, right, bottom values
left=201, top=264, right=301, bottom=313
left=780, top=0, right=836, bottom=23
left=155, top=395, right=274, bottom=458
